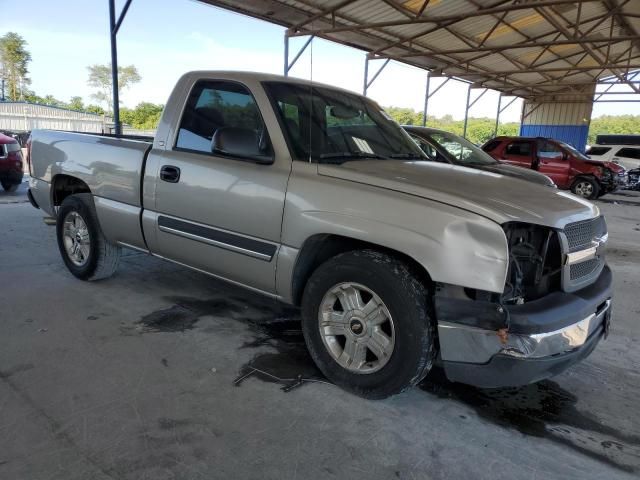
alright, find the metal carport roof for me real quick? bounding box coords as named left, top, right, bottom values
left=105, top=0, right=640, bottom=133
left=196, top=0, right=640, bottom=100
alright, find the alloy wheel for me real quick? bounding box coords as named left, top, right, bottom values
left=318, top=282, right=395, bottom=374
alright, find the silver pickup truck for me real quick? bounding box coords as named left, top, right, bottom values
left=28, top=71, right=613, bottom=398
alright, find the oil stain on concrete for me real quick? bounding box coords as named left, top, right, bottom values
left=420, top=369, right=640, bottom=473
left=138, top=294, right=322, bottom=389
left=137, top=294, right=639, bottom=473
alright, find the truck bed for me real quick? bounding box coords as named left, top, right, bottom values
left=30, top=129, right=153, bottom=210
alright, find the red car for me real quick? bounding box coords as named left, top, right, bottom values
left=482, top=136, right=626, bottom=199
left=0, top=133, right=24, bottom=192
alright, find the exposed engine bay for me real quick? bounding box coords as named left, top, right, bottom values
left=501, top=222, right=562, bottom=304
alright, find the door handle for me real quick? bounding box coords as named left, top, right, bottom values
left=160, top=165, right=180, bottom=183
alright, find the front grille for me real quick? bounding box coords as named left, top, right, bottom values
left=564, top=216, right=607, bottom=252
left=562, top=216, right=607, bottom=291
left=570, top=258, right=601, bottom=281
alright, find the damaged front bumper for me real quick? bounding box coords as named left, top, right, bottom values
left=435, top=265, right=613, bottom=388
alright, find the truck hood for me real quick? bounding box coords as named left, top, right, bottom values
left=318, top=160, right=599, bottom=228
left=477, top=163, right=554, bottom=186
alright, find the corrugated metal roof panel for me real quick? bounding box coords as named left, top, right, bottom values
left=198, top=0, right=640, bottom=99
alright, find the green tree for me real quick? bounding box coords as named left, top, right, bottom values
left=0, top=32, right=31, bottom=100
left=119, top=102, right=164, bottom=129
left=67, top=96, right=85, bottom=111
left=588, top=115, right=640, bottom=144
left=86, top=104, right=105, bottom=115
left=41, top=94, right=62, bottom=107
left=383, top=105, right=522, bottom=145
left=87, top=63, right=141, bottom=113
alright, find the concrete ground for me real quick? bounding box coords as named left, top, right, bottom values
left=1, top=180, right=639, bottom=480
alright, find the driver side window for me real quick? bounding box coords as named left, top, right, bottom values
left=175, top=80, right=266, bottom=156
left=538, top=141, right=564, bottom=160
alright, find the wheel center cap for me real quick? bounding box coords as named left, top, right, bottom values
left=349, top=319, right=365, bottom=336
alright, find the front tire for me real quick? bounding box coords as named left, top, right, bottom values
left=571, top=177, right=600, bottom=199
left=301, top=250, right=436, bottom=399
left=56, top=193, right=121, bottom=281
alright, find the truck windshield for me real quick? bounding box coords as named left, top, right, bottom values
left=423, top=131, right=497, bottom=166
left=263, top=82, right=425, bottom=163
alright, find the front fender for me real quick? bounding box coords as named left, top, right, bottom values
left=294, top=211, right=509, bottom=293
left=281, top=166, right=509, bottom=295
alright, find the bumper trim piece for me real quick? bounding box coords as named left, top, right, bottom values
left=438, top=298, right=610, bottom=364
left=442, top=323, right=605, bottom=388
left=436, top=265, right=613, bottom=386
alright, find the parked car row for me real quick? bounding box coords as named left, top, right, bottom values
left=480, top=136, right=626, bottom=200
left=404, top=127, right=556, bottom=187
left=587, top=144, right=640, bottom=171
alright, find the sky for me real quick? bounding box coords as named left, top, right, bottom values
left=4, top=0, right=637, bottom=122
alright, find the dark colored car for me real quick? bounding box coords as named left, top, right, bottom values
left=404, top=126, right=555, bottom=187
left=0, top=133, right=24, bottom=192
left=481, top=136, right=626, bottom=199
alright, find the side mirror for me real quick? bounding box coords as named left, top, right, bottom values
left=211, top=127, right=273, bottom=164
left=562, top=152, right=568, bottom=161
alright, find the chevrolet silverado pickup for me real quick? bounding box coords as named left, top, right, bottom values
left=28, top=71, right=613, bottom=398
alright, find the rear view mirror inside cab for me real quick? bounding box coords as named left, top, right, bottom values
left=329, top=105, right=361, bottom=120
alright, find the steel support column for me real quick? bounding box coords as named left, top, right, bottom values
left=494, top=94, right=518, bottom=137
left=363, top=57, right=390, bottom=96
left=108, top=0, right=133, bottom=135
left=422, top=74, right=430, bottom=127
left=108, top=0, right=121, bottom=135
left=494, top=94, right=502, bottom=137
left=463, top=87, right=488, bottom=139
left=284, top=34, right=314, bottom=76
left=422, top=76, right=450, bottom=127
left=462, top=86, right=471, bottom=139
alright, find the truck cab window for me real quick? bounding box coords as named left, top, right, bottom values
left=264, top=81, right=424, bottom=163
left=176, top=80, right=266, bottom=155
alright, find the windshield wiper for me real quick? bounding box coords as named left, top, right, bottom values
left=320, top=151, right=387, bottom=163
left=389, top=153, right=424, bottom=159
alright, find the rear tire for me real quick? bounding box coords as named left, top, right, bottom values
left=571, top=177, right=600, bottom=200
left=56, top=193, right=120, bottom=281
left=301, top=250, right=436, bottom=399
left=1, top=182, right=18, bottom=192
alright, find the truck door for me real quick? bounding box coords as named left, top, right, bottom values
left=536, top=140, right=571, bottom=188
left=143, top=79, right=290, bottom=294
left=500, top=140, right=534, bottom=169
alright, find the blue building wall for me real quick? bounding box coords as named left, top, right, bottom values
left=519, top=124, right=589, bottom=153
left=520, top=96, right=593, bottom=153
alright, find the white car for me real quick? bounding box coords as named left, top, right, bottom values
left=587, top=144, right=640, bottom=170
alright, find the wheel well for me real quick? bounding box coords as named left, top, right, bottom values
left=290, top=234, right=433, bottom=306
left=52, top=175, right=91, bottom=207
